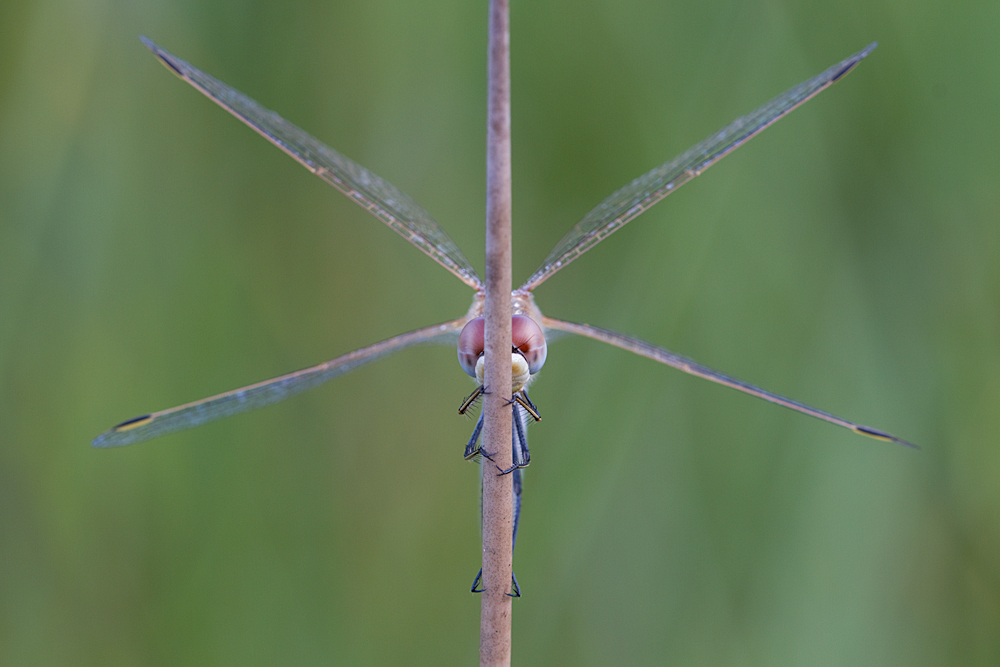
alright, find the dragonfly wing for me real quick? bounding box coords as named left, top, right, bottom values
left=142, top=37, right=483, bottom=291
left=521, top=44, right=876, bottom=291
left=542, top=316, right=914, bottom=448
left=93, top=318, right=468, bottom=448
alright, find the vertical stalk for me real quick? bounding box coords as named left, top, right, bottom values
left=480, top=0, right=513, bottom=664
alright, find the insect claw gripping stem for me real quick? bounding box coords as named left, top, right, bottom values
left=470, top=569, right=520, bottom=597
left=508, top=573, right=521, bottom=598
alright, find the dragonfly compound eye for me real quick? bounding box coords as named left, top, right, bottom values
left=457, top=317, right=485, bottom=378
left=512, top=315, right=547, bottom=374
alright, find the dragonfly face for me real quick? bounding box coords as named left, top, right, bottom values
left=458, top=313, right=547, bottom=393
left=456, top=291, right=547, bottom=423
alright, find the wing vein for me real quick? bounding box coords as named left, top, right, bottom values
left=542, top=316, right=914, bottom=448
left=521, top=44, right=877, bottom=291
left=93, top=318, right=468, bottom=447
left=142, top=37, right=482, bottom=290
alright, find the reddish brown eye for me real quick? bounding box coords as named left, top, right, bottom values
left=457, top=317, right=485, bottom=378
left=512, top=315, right=547, bottom=374
left=458, top=315, right=548, bottom=378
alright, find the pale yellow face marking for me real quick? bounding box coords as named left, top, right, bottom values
left=475, top=353, right=532, bottom=394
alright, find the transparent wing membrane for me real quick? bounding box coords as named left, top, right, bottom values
left=521, top=44, right=877, bottom=291
left=142, top=37, right=483, bottom=290
left=93, top=319, right=467, bottom=447
left=542, top=317, right=915, bottom=448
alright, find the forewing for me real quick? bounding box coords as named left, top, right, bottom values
left=521, top=44, right=876, bottom=291
left=542, top=317, right=914, bottom=448
left=93, top=319, right=466, bottom=447
left=142, top=37, right=483, bottom=290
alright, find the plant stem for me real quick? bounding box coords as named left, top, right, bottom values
left=480, top=0, right=513, bottom=664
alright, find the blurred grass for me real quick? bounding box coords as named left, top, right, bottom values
left=1, top=0, right=998, bottom=664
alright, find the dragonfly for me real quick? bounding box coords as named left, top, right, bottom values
left=95, top=38, right=913, bottom=594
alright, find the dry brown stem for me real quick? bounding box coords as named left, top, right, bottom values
left=479, top=0, right=513, bottom=664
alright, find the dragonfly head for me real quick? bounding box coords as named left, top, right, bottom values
left=458, top=315, right=547, bottom=393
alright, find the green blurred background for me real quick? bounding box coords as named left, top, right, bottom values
left=2, top=0, right=996, bottom=664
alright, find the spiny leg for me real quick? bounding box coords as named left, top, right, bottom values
left=513, top=389, right=541, bottom=422
left=503, top=390, right=540, bottom=422
left=465, top=388, right=537, bottom=468
left=463, top=413, right=487, bottom=460
left=459, top=385, right=487, bottom=416
left=496, top=401, right=531, bottom=475
left=472, top=408, right=529, bottom=596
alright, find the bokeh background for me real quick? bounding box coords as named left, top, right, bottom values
left=2, top=0, right=997, bottom=664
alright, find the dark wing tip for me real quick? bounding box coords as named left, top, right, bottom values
left=113, top=414, right=154, bottom=430
left=91, top=414, right=155, bottom=448
left=832, top=42, right=878, bottom=82
left=140, top=36, right=185, bottom=78
left=854, top=424, right=918, bottom=449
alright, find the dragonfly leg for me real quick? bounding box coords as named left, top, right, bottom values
left=513, top=390, right=541, bottom=422
left=459, top=385, right=485, bottom=415
left=471, top=568, right=484, bottom=593
left=506, top=468, right=523, bottom=597
left=463, top=413, right=487, bottom=460
left=511, top=467, right=522, bottom=551
left=496, top=403, right=531, bottom=475
left=471, top=467, right=523, bottom=597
